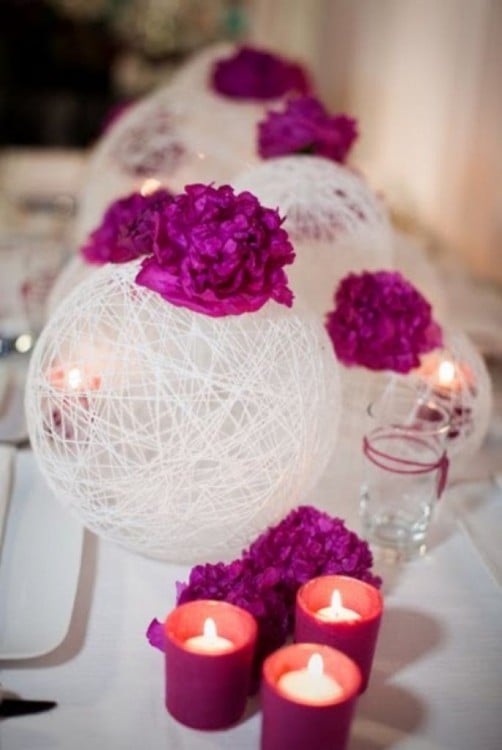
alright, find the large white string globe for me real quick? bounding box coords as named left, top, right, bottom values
left=26, top=261, right=341, bottom=563
left=233, top=156, right=394, bottom=316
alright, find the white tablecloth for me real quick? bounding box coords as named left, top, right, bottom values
left=1, top=454, right=502, bottom=750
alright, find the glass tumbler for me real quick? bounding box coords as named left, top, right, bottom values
left=359, top=382, right=451, bottom=558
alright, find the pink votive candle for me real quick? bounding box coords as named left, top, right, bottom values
left=261, top=642, right=362, bottom=750
left=164, top=599, right=257, bottom=730
left=295, top=575, right=383, bottom=692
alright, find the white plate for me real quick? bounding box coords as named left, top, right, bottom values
left=0, top=451, right=83, bottom=658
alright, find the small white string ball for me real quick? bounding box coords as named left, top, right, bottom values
left=411, top=329, right=492, bottom=462
left=392, top=229, right=448, bottom=325
left=232, top=156, right=394, bottom=316
left=74, top=84, right=261, bottom=250
left=26, top=261, right=341, bottom=563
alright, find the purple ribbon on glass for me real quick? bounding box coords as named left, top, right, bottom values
left=362, top=433, right=449, bottom=499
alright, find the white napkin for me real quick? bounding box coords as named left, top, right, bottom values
left=455, top=480, right=502, bottom=587
left=0, top=445, right=15, bottom=551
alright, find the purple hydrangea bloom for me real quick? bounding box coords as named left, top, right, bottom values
left=211, top=45, right=309, bottom=100
left=258, top=96, right=358, bottom=162
left=173, top=506, right=380, bottom=669
left=135, top=183, right=295, bottom=316
left=81, top=188, right=174, bottom=265
left=325, top=270, right=443, bottom=373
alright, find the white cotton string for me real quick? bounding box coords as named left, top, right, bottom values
left=233, top=155, right=394, bottom=316
left=26, top=261, right=342, bottom=563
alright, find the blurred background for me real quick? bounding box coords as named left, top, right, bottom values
left=0, top=0, right=500, bottom=283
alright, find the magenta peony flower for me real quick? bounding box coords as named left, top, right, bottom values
left=81, top=188, right=174, bottom=265
left=211, top=45, right=309, bottom=100
left=258, top=96, right=358, bottom=162
left=135, top=183, right=295, bottom=316
left=326, top=270, right=443, bottom=373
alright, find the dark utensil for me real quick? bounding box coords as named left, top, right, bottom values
left=1, top=697, right=57, bottom=718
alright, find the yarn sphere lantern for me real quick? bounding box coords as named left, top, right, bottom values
left=233, top=156, right=393, bottom=316
left=411, top=329, right=492, bottom=462
left=73, top=86, right=257, bottom=250
left=74, top=45, right=310, bottom=252
left=393, top=230, right=449, bottom=325
left=26, top=261, right=341, bottom=562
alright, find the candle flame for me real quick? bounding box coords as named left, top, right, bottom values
left=438, top=360, right=456, bottom=387
left=67, top=367, right=83, bottom=390
left=203, top=617, right=218, bottom=641
left=140, top=177, right=162, bottom=196
left=307, top=653, right=324, bottom=677
left=330, top=589, right=343, bottom=616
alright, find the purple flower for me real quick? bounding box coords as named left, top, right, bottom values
left=172, top=506, right=380, bottom=669
left=258, top=96, right=358, bottom=162
left=81, top=188, right=174, bottom=265
left=325, top=271, right=443, bottom=373
left=146, top=619, right=166, bottom=652
left=211, top=45, right=309, bottom=100
left=135, top=183, right=295, bottom=316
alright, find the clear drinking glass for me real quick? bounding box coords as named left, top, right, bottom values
left=359, top=381, right=451, bottom=559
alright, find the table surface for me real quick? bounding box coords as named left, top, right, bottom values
left=2, top=364, right=502, bottom=750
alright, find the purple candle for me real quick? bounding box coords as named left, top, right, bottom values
left=164, top=599, right=257, bottom=730
left=295, top=575, right=383, bottom=692
left=261, top=643, right=361, bottom=750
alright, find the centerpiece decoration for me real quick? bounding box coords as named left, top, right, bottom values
left=314, top=269, right=444, bottom=513
left=48, top=186, right=174, bottom=312
left=147, top=505, right=381, bottom=671
left=73, top=43, right=311, bottom=251
left=233, top=154, right=393, bottom=317
left=26, top=183, right=341, bottom=562
left=257, top=95, right=358, bottom=163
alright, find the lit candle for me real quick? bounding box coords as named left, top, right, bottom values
left=49, top=364, right=101, bottom=392
left=46, top=363, right=101, bottom=442
left=277, top=652, right=343, bottom=704
left=184, top=617, right=233, bottom=654
left=140, top=177, right=162, bottom=196
left=164, top=600, right=257, bottom=730
left=315, top=590, right=362, bottom=623
left=295, top=575, right=383, bottom=692
left=261, top=643, right=361, bottom=750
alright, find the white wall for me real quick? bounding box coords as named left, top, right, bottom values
left=248, top=0, right=502, bottom=283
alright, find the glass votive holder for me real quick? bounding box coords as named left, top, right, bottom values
left=359, top=381, right=451, bottom=559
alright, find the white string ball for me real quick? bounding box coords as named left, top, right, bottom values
left=411, top=329, right=492, bottom=462
left=73, top=79, right=267, bottom=250
left=232, top=156, right=394, bottom=316
left=47, top=255, right=93, bottom=315
left=26, top=261, right=341, bottom=563
left=392, top=229, right=449, bottom=325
